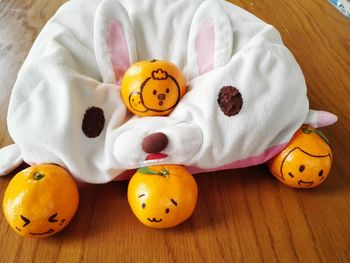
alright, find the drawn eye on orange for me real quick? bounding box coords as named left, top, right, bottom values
left=137, top=194, right=147, bottom=209
left=48, top=213, right=58, bottom=223
left=165, top=198, right=178, bottom=214
left=20, top=215, right=30, bottom=227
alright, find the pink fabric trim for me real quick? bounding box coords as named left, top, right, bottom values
left=107, top=19, right=131, bottom=85
left=196, top=19, right=215, bottom=74
left=188, top=143, right=288, bottom=174
left=316, top=111, right=338, bottom=128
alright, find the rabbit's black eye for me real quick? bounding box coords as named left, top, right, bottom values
left=82, top=107, right=105, bottom=138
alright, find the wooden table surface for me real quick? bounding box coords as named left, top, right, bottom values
left=0, top=0, right=349, bottom=262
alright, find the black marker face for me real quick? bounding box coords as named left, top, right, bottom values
left=279, top=147, right=332, bottom=188
left=135, top=193, right=180, bottom=225
left=15, top=213, right=66, bottom=236
left=140, top=70, right=181, bottom=112
left=129, top=92, right=148, bottom=112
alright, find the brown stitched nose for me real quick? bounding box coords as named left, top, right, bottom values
left=142, top=132, right=168, bottom=153
left=158, top=94, right=165, bottom=100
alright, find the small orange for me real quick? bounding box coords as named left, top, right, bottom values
left=128, top=165, right=197, bottom=228
left=2, top=164, right=79, bottom=237
left=268, top=125, right=332, bottom=188
left=121, top=59, right=187, bottom=117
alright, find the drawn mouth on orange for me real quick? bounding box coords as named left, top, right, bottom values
left=30, top=229, right=54, bottom=236
left=298, top=180, right=314, bottom=186
left=148, top=218, right=162, bottom=223
left=146, top=153, right=168, bottom=161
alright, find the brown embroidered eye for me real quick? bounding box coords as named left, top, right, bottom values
left=82, top=107, right=105, bottom=138
left=299, top=165, right=305, bottom=172
left=319, top=170, right=324, bottom=177
left=142, top=203, right=146, bottom=209
left=218, top=86, right=243, bottom=117
left=165, top=208, right=170, bottom=213
left=153, top=90, right=157, bottom=95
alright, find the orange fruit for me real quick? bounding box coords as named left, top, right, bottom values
left=121, top=59, right=187, bottom=117
left=267, top=125, right=332, bottom=188
left=2, top=164, right=79, bottom=237
left=128, top=165, right=197, bottom=228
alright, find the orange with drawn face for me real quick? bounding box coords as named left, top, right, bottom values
left=2, top=165, right=79, bottom=237
left=121, top=59, right=187, bottom=117
left=268, top=126, right=333, bottom=188
left=127, top=165, right=197, bottom=228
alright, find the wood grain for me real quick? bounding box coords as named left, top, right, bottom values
left=0, top=0, right=350, bottom=262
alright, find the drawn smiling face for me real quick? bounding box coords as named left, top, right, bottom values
left=280, top=148, right=332, bottom=188
left=268, top=126, right=333, bottom=188
left=129, top=91, right=148, bottom=113
left=140, top=69, right=181, bottom=113
left=121, top=60, right=187, bottom=117
left=14, top=213, right=67, bottom=237
left=127, top=165, right=198, bottom=228
left=2, top=165, right=79, bottom=238
left=135, top=194, right=180, bottom=226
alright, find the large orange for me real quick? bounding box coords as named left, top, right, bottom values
left=2, top=164, right=79, bottom=237
left=121, top=59, right=187, bottom=117
left=128, top=165, right=198, bottom=228
left=268, top=125, right=332, bottom=188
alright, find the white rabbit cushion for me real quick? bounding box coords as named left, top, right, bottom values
left=0, top=0, right=337, bottom=183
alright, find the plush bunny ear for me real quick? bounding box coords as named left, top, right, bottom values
left=186, top=0, right=233, bottom=79
left=94, top=0, right=137, bottom=84
left=304, top=110, right=338, bottom=128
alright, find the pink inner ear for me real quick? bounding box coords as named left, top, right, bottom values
left=108, top=19, right=131, bottom=85
left=196, top=19, right=215, bottom=75
left=316, top=111, right=338, bottom=128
